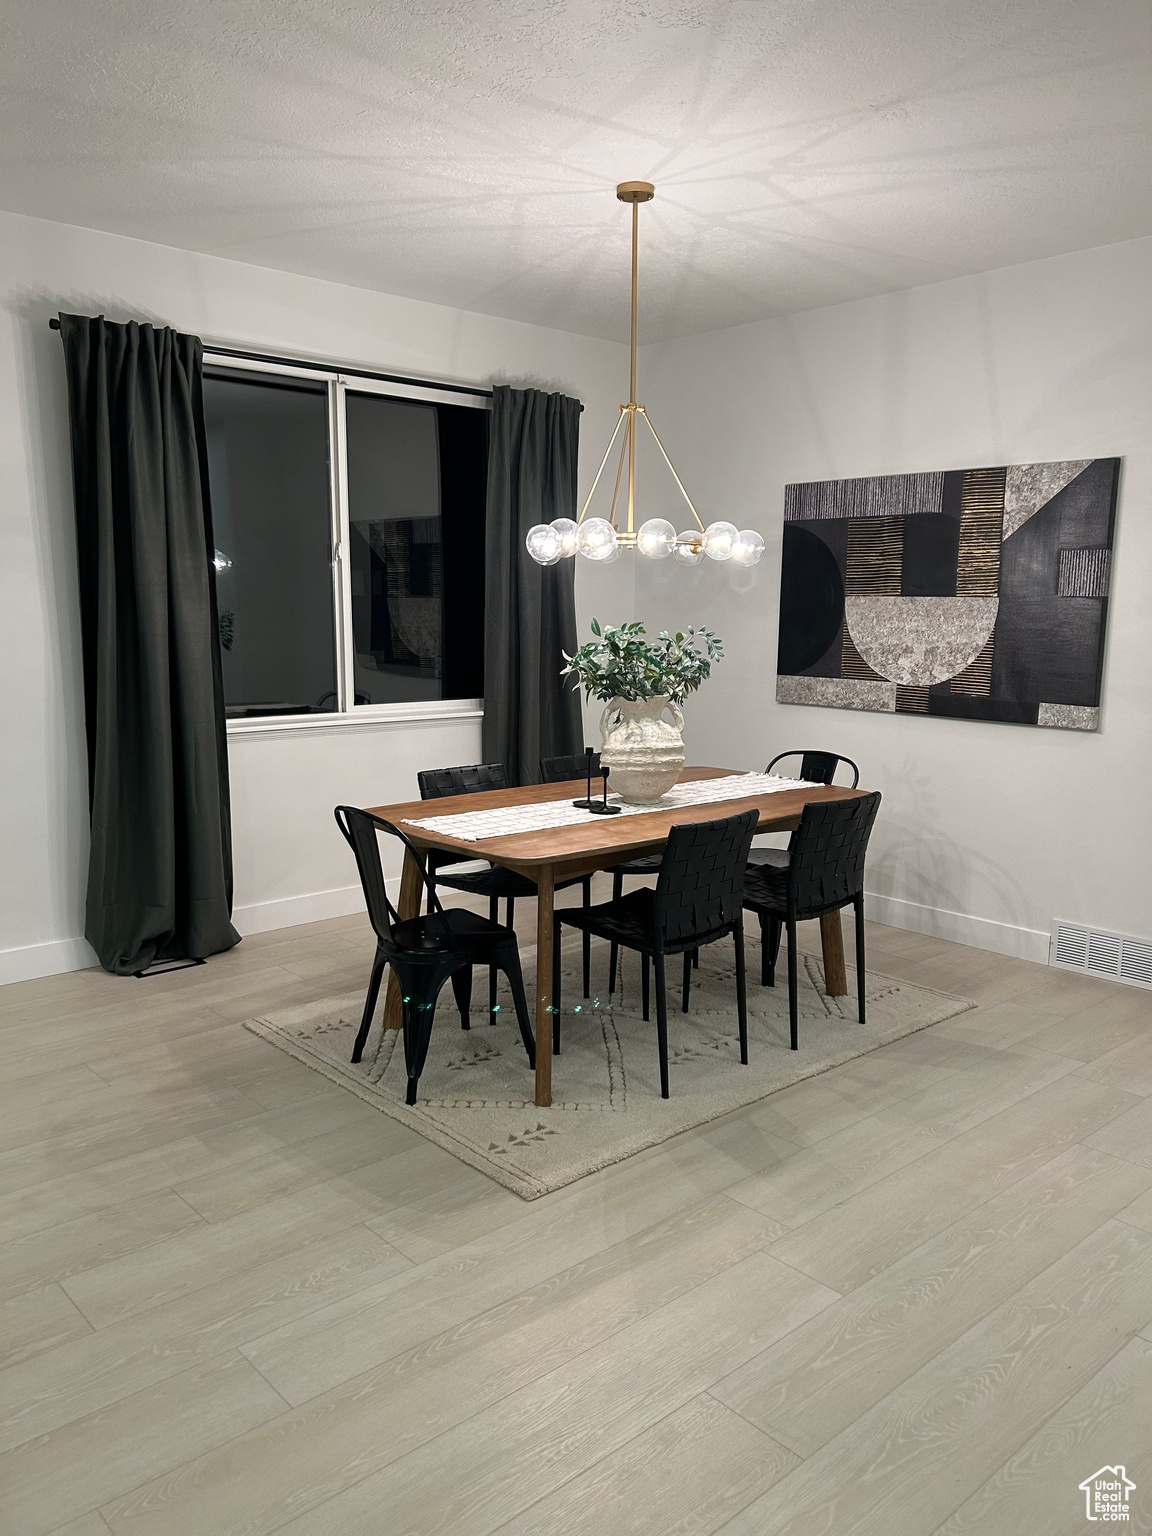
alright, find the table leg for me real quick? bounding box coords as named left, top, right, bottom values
left=534, top=863, right=555, bottom=1107
left=382, top=845, right=426, bottom=1030
left=820, top=910, right=848, bottom=997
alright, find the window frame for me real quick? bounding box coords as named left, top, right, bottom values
left=204, top=351, right=489, bottom=737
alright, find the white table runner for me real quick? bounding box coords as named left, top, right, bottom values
left=402, top=772, right=818, bottom=843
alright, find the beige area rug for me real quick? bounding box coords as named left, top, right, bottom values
left=244, top=940, right=973, bottom=1199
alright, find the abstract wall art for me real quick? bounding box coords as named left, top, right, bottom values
left=776, top=458, right=1120, bottom=730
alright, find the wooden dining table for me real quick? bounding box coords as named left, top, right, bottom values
left=368, top=766, right=867, bottom=1107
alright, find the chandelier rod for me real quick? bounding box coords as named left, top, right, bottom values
left=638, top=406, right=706, bottom=533
left=576, top=406, right=628, bottom=523
left=608, top=409, right=631, bottom=530
left=627, top=198, right=639, bottom=536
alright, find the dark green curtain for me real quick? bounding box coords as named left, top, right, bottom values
left=59, top=312, right=240, bottom=975
left=482, top=385, right=583, bottom=785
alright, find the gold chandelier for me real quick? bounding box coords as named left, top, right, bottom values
left=526, top=180, right=764, bottom=569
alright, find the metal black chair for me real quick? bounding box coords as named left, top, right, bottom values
left=765, top=750, right=860, bottom=788
left=742, top=792, right=881, bottom=1051
left=419, top=762, right=592, bottom=1006
left=334, top=806, right=535, bottom=1104
left=552, top=811, right=758, bottom=1098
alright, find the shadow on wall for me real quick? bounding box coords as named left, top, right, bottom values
left=867, top=752, right=1033, bottom=932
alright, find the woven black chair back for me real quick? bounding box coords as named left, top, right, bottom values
left=767, top=750, right=860, bottom=789
left=334, top=805, right=445, bottom=947
left=540, top=751, right=602, bottom=784
left=417, top=762, right=509, bottom=800
left=655, top=810, right=759, bottom=946
left=416, top=763, right=510, bottom=874
left=786, top=791, right=881, bottom=919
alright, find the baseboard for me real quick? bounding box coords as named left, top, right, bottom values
left=231, top=865, right=484, bottom=936
left=865, top=890, right=1050, bottom=964
left=232, top=884, right=369, bottom=936
left=0, top=935, right=100, bottom=986
left=0, top=881, right=1050, bottom=989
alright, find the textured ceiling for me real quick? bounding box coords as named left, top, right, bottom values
left=3, top=0, right=1151, bottom=340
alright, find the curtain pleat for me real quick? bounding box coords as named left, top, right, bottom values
left=482, top=385, right=583, bottom=785
left=59, top=312, right=240, bottom=975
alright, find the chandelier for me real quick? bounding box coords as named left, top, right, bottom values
left=526, top=181, right=764, bottom=569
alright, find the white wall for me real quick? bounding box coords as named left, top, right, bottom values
left=0, top=209, right=631, bottom=982
left=637, top=236, right=1152, bottom=961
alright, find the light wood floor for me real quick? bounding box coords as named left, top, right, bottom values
left=2, top=899, right=1152, bottom=1536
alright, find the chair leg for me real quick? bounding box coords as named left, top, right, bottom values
left=641, top=951, right=650, bottom=1022
left=581, top=877, right=591, bottom=997
left=787, top=917, right=799, bottom=1051
left=488, top=896, right=499, bottom=1021
left=351, top=950, right=386, bottom=1064
left=501, top=899, right=516, bottom=1024
left=608, top=871, right=623, bottom=994
left=692, top=948, right=699, bottom=969
left=854, top=892, right=867, bottom=1024
left=450, top=964, right=472, bottom=1030
left=759, top=912, right=781, bottom=987
left=499, top=943, right=536, bottom=1068
left=552, top=919, right=563, bottom=1055
left=654, top=950, right=670, bottom=1099
left=402, top=999, right=419, bottom=1105
left=734, top=920, right=749, bottom=1065
left=402, top=984, right=439, bottom=1106
left=682, top=950, right=692, bottom=1013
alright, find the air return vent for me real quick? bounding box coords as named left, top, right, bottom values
left=1051, top=922, right=1152, bottom=991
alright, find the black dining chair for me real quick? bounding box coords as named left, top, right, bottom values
left=418, top=761, right=592, bottom=1006
left=742, top=792, right=881, bottom=1051
left=539, top=751, right=667, bottom=995
left=540, top=750, right=601, bottom=784
left=765, top=750, right=860, bottom=787
left=552, top=810, right=758, bottom=1098
left=334, top=806, right=535, bottom=1104
left=749, top=752, right=860, bottom=872
left=602, top=751, right=859, bottom=984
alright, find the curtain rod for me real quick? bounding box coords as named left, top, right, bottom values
left=48, top=319, right=493, bottom=400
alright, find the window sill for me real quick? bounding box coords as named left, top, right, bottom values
left=226, top=700, right=483, bottom=739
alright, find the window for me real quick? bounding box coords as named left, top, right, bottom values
left=346, top=393, right=486, bottom=705
left=204, top=369, right=337, bottom=716
left=201, top=358, right=489, bottom=722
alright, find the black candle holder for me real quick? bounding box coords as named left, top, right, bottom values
left=587, top=766, right=621, bottom=815
left=571, top=746, right=597, bottom=809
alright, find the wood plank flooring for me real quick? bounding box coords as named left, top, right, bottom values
left=1, top=902, right=1151, bottom=1536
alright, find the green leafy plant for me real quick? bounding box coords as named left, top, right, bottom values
left=561, top=618, right=723, bottom=705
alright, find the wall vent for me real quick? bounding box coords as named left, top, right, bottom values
left=1051, top=922, right=1152, bottom=991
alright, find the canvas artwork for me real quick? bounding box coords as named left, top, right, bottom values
left=776, top=458, right=1120, bottom=730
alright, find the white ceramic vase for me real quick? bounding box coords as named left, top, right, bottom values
left=599, top=695, right=685, bottom=804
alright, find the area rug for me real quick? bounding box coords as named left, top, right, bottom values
left=244, top=940, right=973, bottom=1199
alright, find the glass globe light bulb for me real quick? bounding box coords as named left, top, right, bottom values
left=730, top=529, right=765, bottom=567
left=550, top=517, right=579, bottom=558
left=702, top=520, right=740, bottom=561
left=671, top=531, right=704, bottom=567
left=636, top=517, right=677, bottom=560
left=525, top=523, right=561, bottom=565
left=576, top=517, right=619, bottom=561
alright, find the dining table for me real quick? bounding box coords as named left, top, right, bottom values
left=367, top=766, right=867, bottom=1107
